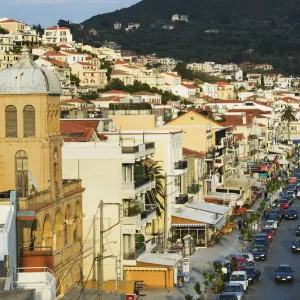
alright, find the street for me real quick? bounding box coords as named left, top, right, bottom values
left=242, top=203, right=300, bottom=300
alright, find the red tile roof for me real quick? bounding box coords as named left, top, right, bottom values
left=46, top=26, right=69, bottom=30
left=165, top=72, right=181, bottom=78
left=41, top=57, right=69, bottom=67
left=0, top=19, right=24, bottom=24
left=182, top=84, right=197, bottom=89
left=75, top=62, right=94, bottom=66
left=183, top=147, right=206, bottom=158
left=233, top=133, right=245, bottom=142
left=102, top=90, right=129, bottom=95
left=227, top=109, right=271, bottom=114
left=280, top=97, right=299, bottom=103
left=61, top=119, right=100, bottom=129
left=111, top=70, right=131, bottom=76
left=215, top=81, right=231, bottom=86
left=218, top=115, right=252, bottom=127
left=43, top=51, right=67, bottom=57
left=61, top=98, right=85, bottom=103
left=62, top=50, right=86, bottom=55
left=92, top=96, right=120, bottom=102
left=115, top=59, right=127, bottom=65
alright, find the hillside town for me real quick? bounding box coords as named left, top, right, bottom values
left=1, top=17, right=300, bottom=300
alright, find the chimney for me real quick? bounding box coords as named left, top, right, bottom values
left=242, top=113, right=246, bottom=125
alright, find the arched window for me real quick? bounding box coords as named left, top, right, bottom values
left=15, top=151, right=28, bottom=197
left=23, top=105, right=35, bottom=137
left=5, top=105, right=17, bottom=137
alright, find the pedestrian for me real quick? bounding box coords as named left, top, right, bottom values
left=238, top=219, right=242, bottom=231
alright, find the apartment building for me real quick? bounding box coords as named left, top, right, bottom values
left=42, top=26, right=74, bottom=45
left=0, top=19, right=26, bottom=34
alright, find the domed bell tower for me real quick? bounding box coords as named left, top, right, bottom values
left=0, top=48, right=63, bottom=201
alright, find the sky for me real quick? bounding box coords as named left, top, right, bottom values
left=0, top=0, right=140, bottom=26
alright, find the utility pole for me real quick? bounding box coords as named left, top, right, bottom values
left=93, top=216, right=96, bottom=280
left=164, top=173, right=168, bottom=250
left=98, top=200, right=104, bottom=300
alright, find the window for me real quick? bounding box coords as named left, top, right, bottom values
left=15, top=151, right=28, bottom=197
left=23, top=105, right=35, bottom=137
left=5, top=105, right=17, bottom=137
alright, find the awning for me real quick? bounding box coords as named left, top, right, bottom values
left=278, top=159, right=289, bottom=165
left=214, top=217, right=226, bottom=230
left=141, top=158, right=157, bottom=167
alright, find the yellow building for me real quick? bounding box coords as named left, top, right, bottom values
left=0, top=52, right=20, bottom=70
left=0, top=18, right=26, bottom=34
left=0, top=48, right=84, bottom=296
left=215, top=81, right=235, bottom=100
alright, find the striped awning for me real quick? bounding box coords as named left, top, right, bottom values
left=171, top=223, right=206, bottom=228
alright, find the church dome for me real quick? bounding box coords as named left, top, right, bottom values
left=0, top=48, right=61, bottom=96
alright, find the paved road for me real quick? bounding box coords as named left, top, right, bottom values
left=243, top=202, right=300, bottom=300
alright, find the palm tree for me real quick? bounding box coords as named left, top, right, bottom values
left=146, top=163, right=165, bottom=216
left=281, top=105, right=296, bottom=141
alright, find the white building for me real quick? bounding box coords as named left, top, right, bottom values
left=172, top=84, right=198, bottom=99
left=42, top=26, right=74, bottom=45
left=114, top=22, right=122, bottom=30
left=0, top=35, right=15, bottom=52
left=202, top=82, right=218, bottom=99
left=0, top=191, right=16, bottom=281
left=187, top=63, right=204, bottom=72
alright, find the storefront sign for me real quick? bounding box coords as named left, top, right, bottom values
left=183, top=257, right=190, bottom=282
left=183, top=272, right=191, bottom=283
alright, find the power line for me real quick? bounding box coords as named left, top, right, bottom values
left=56, top=202, right=100, bottom=293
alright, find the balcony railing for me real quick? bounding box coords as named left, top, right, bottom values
left=134, top=177, right=151, bottom=189
left=141, top=208, right=156, bottom=220
left=122, top=146, right=139, bottom=154
left=175, top=194, right=189, bottom=204
left=123, top=244, right=146, bottom=260
left=145, top=142, right=155, bottom=150
left=174, top=160, right=188, bottom=170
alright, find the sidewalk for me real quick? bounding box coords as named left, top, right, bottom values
left=142, top=194, right=265, bottom=300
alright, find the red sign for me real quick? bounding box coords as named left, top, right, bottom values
left=126, top=295, right=135, bottom=300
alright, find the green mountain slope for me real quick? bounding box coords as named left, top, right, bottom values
left=74, top=0, right=300, bottom=74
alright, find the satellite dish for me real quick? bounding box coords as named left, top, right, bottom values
left=28, top=171, right=39, bottom=192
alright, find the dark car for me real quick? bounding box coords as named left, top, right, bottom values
left=291, top=238, right=300, bottom=252
left=271, top=208, right=284, bottom=220
left=281, top=196, right=293, bottom=205
left=284, top=209, right=298, bottom=220
left=219, top=293, right=239, bottom=300
left=267, top=213, right=281, bottom=225
left=243, top=266, right=261, bottom=284
left=274, top=264, right=295, bottom=282
left=251, top=245, right=267, bottom=260
left=252, top=238, right=269, bottom=250
left=296, top=225, right=300, bottom=236
left=253, top=232, right=268, bottom=239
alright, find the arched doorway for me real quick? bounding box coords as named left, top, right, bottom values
left=65, top=205, right=72, bottom=246
left=74, top=201, right=82, bottom=243
left=54, top=210, right=64, bottom=251
left=42, top=214, right=53, bottom=248
left=30, top=220, right=41, bottom=249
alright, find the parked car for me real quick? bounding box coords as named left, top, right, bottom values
left=243, top=266, right=261, bottom=284
left=223, top=283, right=244, bottom=300
left=274, top=264, right=295, bottom=282
left=265, top=219, right=278, bottom=229
left=250, top=245, right=267, bottom=260
left=281, top=196, right=293, bottom=206
left=252, top=237, right=269, bottom=250
left=296, top=225, right=300, bottom=236
left=266, top=213, right=281, bottom=225
left=271, top=208, right=284, bottom=220
left=230, top=271, right=248, bottom=291
left=291, top=238, right=300, bottom=252
left=284, top=209, right=298, bottom=220
left=219, top=293, right=239, bottom=300
left=262, top=227, right=275, bottom=241
left=230, top=256, right=249, bottom=272
left=216, top=253, right=241, bottom=267
left=240, top=253, right=255, bottom=266
left=253, top=232, right=268, bottom=239
left=278, top=199, right=289, bottom=209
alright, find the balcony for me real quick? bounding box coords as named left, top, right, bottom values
left=248, top=134, right=258, bottom=140
left=214, top=153, right=232, bottom=167
left=216, top=135, right=234, bottom=148
left=123, top=206, right=143, bottom=232
left=206, top=147, right=215, bottom=159
left=122, top=143, right=155, bottom=163
left=175, top=194, right=189, bottom=205
left=123, top=244, right=146, bottom=261
left=174, top=160, right=188, bottom=175
left=18, top=189, right=53, bottom=211
left=223, top=169, right=235, bottom=183
left=122, top=177, right=155, bottom=197
left=187, top=184, right=200, bottom=194
left=141, top=208, right=157, bottom=223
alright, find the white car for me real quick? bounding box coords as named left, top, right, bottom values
left=240, top=253, right=255, bottom=266
left=266, top=219, right=278, bottom=229
left=230, top=271, right=248, bottom=291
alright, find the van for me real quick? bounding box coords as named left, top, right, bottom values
left=230, top=256, right=248, bottom=272
left=230, top=271, right=248, bottom=291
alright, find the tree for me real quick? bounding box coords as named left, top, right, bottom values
left=146, top=164, right=165, bottom=216
left=70, top=73, right=81, bottom=86
left=53, top=45, right=61, bottom=52
left=78, top=91, right=99, bottom=101
left=185, top=282, right=205, bottom=300
left=281, top=104, right=296, bottom=140
left=174, top=63, right=194, bottom=80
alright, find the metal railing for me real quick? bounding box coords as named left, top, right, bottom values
left=134, top=177, right=151, bottom=189
left=145, top=142, right=155, bottom=150
left=175, top=160, right=188, bottom=169
left=122, top=146, right=139, bottom=154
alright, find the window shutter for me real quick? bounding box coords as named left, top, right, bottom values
left=23, top=105, right=35, bottom=137
left=5, top=105, right=17, bottom=137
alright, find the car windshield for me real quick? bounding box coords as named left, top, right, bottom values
left=225, top=286, right=241, bottom=292
left=231, top=275, right=245, bottom=281
left=254, top=239, right=265, bottom=244
left=252, top=246, right=263, bottom=251
left=277, top=266, right=292, bottom=272
left=279, top=200, right=288, bottom=204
